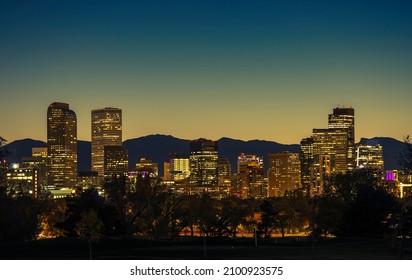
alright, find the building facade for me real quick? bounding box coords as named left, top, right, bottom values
left=328, top=107, right=355, bottom=171
left=311, top=128, right=348, bottom=195
left=91, top=107, right=122, bottom=177
left=300, top=137, right=314, bottom=196
left=356, top=144, right=384, bottom=178
left=77, top=171, right=99, bottom=192
left=237, top=153, right=265, bottom=199
left=268, top=151, right=301, bottom=197
left=189, top=138, right=218, bottom=191
left=103, top=145, right=128, bottom=179
left=47, top=102, right=77, bottom=189
left=217, top=157, right=231, bottom=193
left=170, top=153, right=190, bottom=181
left=7, top=164, right=40, bottom=197
left=135, top=158, right=159, bottom=178
left=22, top=147, right=48, bottom=188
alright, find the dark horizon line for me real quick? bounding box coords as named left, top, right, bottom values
left=4, top=134, right=405, bottom=146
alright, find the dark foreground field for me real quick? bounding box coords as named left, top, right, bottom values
left=1, top=237, right=411, bottom=260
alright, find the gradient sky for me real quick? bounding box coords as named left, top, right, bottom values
left=1, top=0, right=411, bottom=144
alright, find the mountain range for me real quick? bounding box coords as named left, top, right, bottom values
left=4, top=135, right=407, bottom=175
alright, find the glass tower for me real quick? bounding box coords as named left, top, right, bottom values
left=328, top=107, right=355, bottom=171
left=91, top=107, right=122, bottom=177
left=47, top=102, right=77, bottom=189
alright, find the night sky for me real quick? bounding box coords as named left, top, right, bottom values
left=1, top=0, right=411, bottom=143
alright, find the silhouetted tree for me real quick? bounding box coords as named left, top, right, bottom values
left=315, top=195, right=344, bottom=237
left=59, top=188, right=107, bottom=237
left=258, top=199, right=278, bottom=238
left=0, top=138, right=46, bottom=244
left=178, top=194, right=202, bottom=237
left=75, top=209, right=104, bottom=259
left=284, top=192, right=310, bottom=234
left=194, top=194, right=219, bottom=237
left=103, top=175, right=129, bottom=235
left=122, top=175, right=184, bottom=239
left=219, top=196, right=253, bottom=238
left=317, top=170, right=399, bottom=238
left=38, top=198, right=67, bottom=238
left=340, top=183, right=398, bottom=238
left=0, top=192, right=39, bottom=245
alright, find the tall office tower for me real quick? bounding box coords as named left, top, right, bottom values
left=268, top=152, right=301, bottom=197
left=189, top=138, right=218, bottom=189
left=47, top=102, right=77, bottom=189
left=91, top=108, right=122, bottom=177
left=103, top=146, right=128, bottom=179
left=312, top=154, right=332, bottom=195
left=170, top=153, right=190, bottom=181
left=217, top=157, right=231, bottom=188
left=163, top=162, right=171, bottom=181
left=311, top=128, right=348, bottom=195
left=356, top=144, right=384, bottom=178
left=300, top=137, right=314, bottom=196
left=328, top=107, right=355, bottom=171
left=237, top=153, right=265, bottom=199
left=312, top=128, right=349, bottom=173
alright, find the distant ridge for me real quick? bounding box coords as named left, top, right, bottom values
left=4, top=135, right=407, bottom=175
left=123, top=134, right=190, bottom=172
left=4, top=138, right=46, bottom=164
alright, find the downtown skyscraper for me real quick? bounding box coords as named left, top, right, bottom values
left=268, top=151, right=301, bottom=197
left=328, top=107, right=355, bottom=171
left=91, top=107, right=122, bottom=177
left=47, top=102, right=77, bottom=189
left=236, top=153, right=265, bottom=199
left=189, top=138, right=218, bottom=190
left=302, top=107, right=355, bottom=196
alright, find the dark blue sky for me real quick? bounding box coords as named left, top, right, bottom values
left=1, top=0, right=411, bottom=143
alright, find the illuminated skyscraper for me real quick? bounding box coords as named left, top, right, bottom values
left=103, top=146, right=128, bottom=179
left=300, top=137, right=314, bottom=195
left=217, top=157, right=231, bottom=190
left=163, top=162, right=171, bottom=181
left=311, top=128, right=348, bottom=195
left=189, top=138, right=218, bottom=189
left=237, top=153, right=265, bottom=199
left=268, top=152, right=301, bottom=197
left=356, top=144, right=384, bottom=178
left=328, top=107, right=355, bottom=171
left=47, top=102, right=77, bottom=189
left=91, top=107, right=122, bottom=177
left=312, top=154, right=333, bottom=195
left=170, top=153, right=190, bottom=181
left=312, top=128, right=349, bottom=174
left=303, top=107, right=356, bottom=196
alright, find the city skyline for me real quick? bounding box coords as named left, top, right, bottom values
left=1, top=1, right=412, bottom=143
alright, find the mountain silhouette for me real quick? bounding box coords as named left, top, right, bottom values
left=4, top=138, right=46, bottom=164
left=4, top=135, right=407, bottom=176
left=5, top=139, right=90, bottom=171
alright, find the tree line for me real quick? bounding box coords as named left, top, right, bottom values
left=1, top=136, right=412, bottom=247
